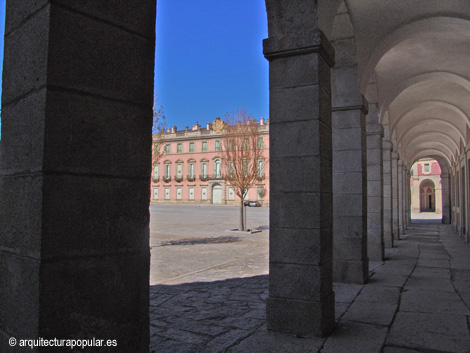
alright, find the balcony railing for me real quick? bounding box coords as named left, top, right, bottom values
left=256, top=174, right=265, bottom=181
left=152, top=176, right=159, bottom=182
left=174, top=175, right=183, bottom=182
left=163, top=176, right=171, bottom=183
left=187, top=175, right=196, bottom=182
left=199, top=174, right=209, bottom=181
left=209, top=174, right=224, bottom=180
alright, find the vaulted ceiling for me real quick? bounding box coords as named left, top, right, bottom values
left=319, top=0, right=470, bottom=169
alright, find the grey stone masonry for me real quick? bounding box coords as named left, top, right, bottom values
left=263, top=26, right=336, bottom=337
left=442, top=173, right=451, bottom=224
left=383, top=140, right=393, bottom=248
left=398, top=160, right=404, bottom=235
left=0, top=2, right=155, bottom=351
left=391, top=153, right=400, bottom=240
left=367, top=123, right=385, bottom=261
left=332, top=96, right=369, bottom=284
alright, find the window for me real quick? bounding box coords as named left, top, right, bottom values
left=201, top=187, right=207, bottom=200
left=215, top=140, right=221, bottom=151
left=188, top=186, right=194, bottom=200
left=243, top=159, right=248, bottom=177
left=176, top=187, right=182, bottom=200
left=189, top=142, right=195, bottom=152
left=257, top=186, right=265, bottom=200
left=164, top=187, right=170, bottom=200
left=228, top=187, right=235, bottom=200
left=424, top=163, right=430, bottom=173
left=202, top=141, right=207, bottom=152
left=165, top=164, right=171, bottom=179
left=177, top=143, right=182, bottom=153
left=188, top=163, right=195, bottom=179
left=242, top=138, right=249, bottom=150
left=176, top=163, right=183, bottom=179
left=153, top=164, right=159, bottom=180
left=214, top=159, right=221, bottom=178
left=228, top=161, right=234, bottom=178
left=165, top=144, right=171, bottom=154
left=201, top=162, right=208, bottom=178
left=257, top=137, right=264, bottom=149
left=257, top=160, right=264, bottom=178
left=153, top=188, right=159, bottom=200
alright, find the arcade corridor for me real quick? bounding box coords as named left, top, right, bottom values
left=2, top=1, right=470, bottom=351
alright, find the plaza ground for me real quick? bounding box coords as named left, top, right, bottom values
left=149, top=205, right=470, bottom=352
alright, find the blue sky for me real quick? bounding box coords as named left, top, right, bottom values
left=0, top=1, right=269, bottom=137
left=155, top=0, right=269, bottom=129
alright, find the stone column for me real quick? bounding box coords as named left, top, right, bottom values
left=398, top=160, right=404, bottom=235
left=442, top=172, right=451, bottom=224
left=332, top=97, right=368, bottom=283
left=383, top=140, right=393, bottom=248
left=264, top=29, right=336, bottom=337
left=0, top=3, right=154, bottom=350
left=404, top=170, right=410, bottom=228
left=366, top=123, right=384, bottom=260
left=412, top=171, right=420, bottom=214
left=391, top=153, right=400, bottom=240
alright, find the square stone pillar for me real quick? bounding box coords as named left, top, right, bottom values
left=332, top=97, right=368, bottom=283
left=391, top=152, right=400, bottom=240
left=398, top=160, right=404, bottom=234
left=405, top=170, right=411, bottom=228
left=442, top=173, right=451, bottom=223
left=382, top=140, right=393, bottom=248
left=264, top=29, right=336, bottom=337
left=366, top=123, right=384, bottom=261
left=0, top=3, right=154, bottom=351
left=412, top=172, right=420, bottom=214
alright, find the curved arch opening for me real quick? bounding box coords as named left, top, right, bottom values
left=410, top=158, right=443, bottom=222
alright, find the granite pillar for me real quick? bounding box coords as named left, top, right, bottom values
left=382, top=140, right=393, bottom=248
left=366, top=123, right=384, bottom=260
left=391, top=153, right=400, bottom=240
left=332, top=97, right=368, bottom=283
left=442, top=172, right=451, bottom=224
left=398, top=160, right=404, bottom=234
left=0, top=2, right=154, bottom=351
left=264, top=27, right=336, bottom=337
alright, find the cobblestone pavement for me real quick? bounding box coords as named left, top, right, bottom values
left=150, top=220, right=470, bottom=352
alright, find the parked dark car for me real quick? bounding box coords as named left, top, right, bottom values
left=244, top=201, right=261, bottom=207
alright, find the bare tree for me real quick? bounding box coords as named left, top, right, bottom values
left=222, top=107, right=263, bottom=231
left=152, top=91, right=166, bottom=165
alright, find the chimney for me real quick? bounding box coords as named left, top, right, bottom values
left=206, top=122, right=211, bottom=130
left=171, top=126, right=177, bottom=133
left=260, top=117, right=265, bottom=125
left=185, top=126, right=189, bottom=132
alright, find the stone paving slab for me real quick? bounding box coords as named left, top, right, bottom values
left=149, top=213, right=470, bottom=352
left=400, top=289, right=470, bottom=315
left=385, top=311, right=470, bottom=353
left=321, top=321, right=388, bottom=353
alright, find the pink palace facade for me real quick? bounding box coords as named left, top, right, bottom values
left=150, top=118, right=270, bottom=205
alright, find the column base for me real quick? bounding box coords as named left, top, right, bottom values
left=367, top=242, right=385, bottom=261
left=266, top=292, right=335, bottom=338
left=333, top=260, right=368, bottom=284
